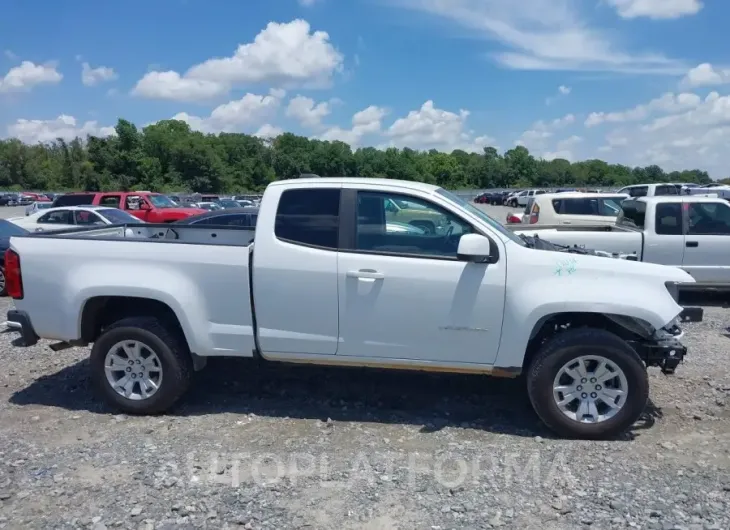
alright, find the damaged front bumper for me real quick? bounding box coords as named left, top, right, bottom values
left=629, top=320, right=688, bottom=375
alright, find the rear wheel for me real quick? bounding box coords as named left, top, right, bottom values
left=0, top=266, right=6, bottom=296
left=526, top=328, right=649, bottom=439
left=90, top=316, right=193, bottom=414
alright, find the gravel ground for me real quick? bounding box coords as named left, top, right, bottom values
left=1, top=297, right=729, bottom=530
left=1, top=202, right=730, bottom=529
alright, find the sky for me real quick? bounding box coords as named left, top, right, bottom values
left=1, top=0, right=729, bottom=177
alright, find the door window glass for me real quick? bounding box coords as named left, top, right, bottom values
left=687, top=203, right=730, bottom=235
left=356, top=191, right=472, bottom=258
left=38, top=210, right=73, bottom=224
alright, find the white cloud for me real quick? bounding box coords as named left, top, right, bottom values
left=546, top=85, right=572, bottom=105
left=318, top=105, right=389, bottom=146
left=591, top=90, right=730, bottom=177
left=7, top=115, right=115, bottom=144
left=298, top=0, right=322, bottom=5
left=585, top=92, right=701, bottom=127
left=0, top=61, right=62, bottom=93
left=171, top=89, right=286, bottom=133
left=132, top=71, right=229, bottom=102
left=286, top=95, right=332, bottom=128
left=606, top=0, right=703, bottom=19
left=4, top=50, right=18, bottom=61
left=135, top=20, right=343, bottom=102
left=382, top=100, right=494, bottom=152
left=516, top=113, right=577, bottom=159
left=81, top=62, right=118, bottom=86
left=392, top=0, right=684, bottom=74
left=681, top=63, right=730, bottom=88
left=254, top=124, right=284, bottom=138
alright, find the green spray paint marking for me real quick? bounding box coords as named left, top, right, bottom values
left=554, top=258, right=578, bottom=276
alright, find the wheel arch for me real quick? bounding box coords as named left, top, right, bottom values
left=522, top=311, right=655, bottom=372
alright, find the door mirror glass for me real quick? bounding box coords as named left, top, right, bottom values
left=457, top=233, right=494, bottom=263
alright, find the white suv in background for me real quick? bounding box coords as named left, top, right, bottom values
left=616, top=183, right=682, bottom=198
left=522, top=192, right=629, bottom=226
left=507, top=189, right=546, bottom=207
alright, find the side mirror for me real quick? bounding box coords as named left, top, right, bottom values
left=457, top=233, right=496, bottom=263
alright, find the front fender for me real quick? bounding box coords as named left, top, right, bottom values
left=494, top=275, right=683, bottom=370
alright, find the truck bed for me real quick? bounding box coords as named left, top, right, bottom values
left=22, top=223, right=256, bottom=247
left=8, top=223, right=258, bottom=356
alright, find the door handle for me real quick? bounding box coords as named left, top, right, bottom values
left=686, top=241, right=699, bottom=248
left=347, top=269, right=384, bottom=280
left=563, top=220, right=572, bottom=225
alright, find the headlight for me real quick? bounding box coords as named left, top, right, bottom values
left=664, top=281, right=680, bottom=303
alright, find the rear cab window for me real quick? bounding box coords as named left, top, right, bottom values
left=655, top=203, right=683, bottom=235
left=628, top=186, right=648, bottom=198
left=99, top=195, right=122, bottom=208
left=616, top=200, right=646, bottom=230
left=274, top=188, right=340, bottom=249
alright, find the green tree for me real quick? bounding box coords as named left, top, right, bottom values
left=0, top=118, right=718, bottom=193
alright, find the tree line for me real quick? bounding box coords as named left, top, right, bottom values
left=0, top=118, right=719, bottom=193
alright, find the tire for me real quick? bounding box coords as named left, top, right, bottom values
left=0, top=266, right=5, bottom=297
left=526, top=327, right=649, bottom=440
left=90, top=316, right=193, bottom=414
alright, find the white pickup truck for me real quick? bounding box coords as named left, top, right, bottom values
left=5, top=178, right=700, bottom=439
left=516, top=195, right=730, bottom=288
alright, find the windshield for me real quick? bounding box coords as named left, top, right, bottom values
left=100, top=208, right=144, bottom=224
left=436, top=189, right=526, bottom=246
left=37, top=202, right=53, bottom=209
left=147, top=194, right=177, bottom=208
left=218, top=199, right=240, bottom=208
left=0, top=220, right=29, bottom=237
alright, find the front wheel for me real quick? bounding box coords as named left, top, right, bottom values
left=0, top=266, right=5, bottom=296
left=90, top=316, right=193, bottom=414
left=526, top=328, right=649, bottom=440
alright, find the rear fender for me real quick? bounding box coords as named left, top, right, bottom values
left=70, top=265, right=204, bottom=353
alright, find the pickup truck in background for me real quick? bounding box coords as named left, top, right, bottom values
left=52, top=191, right=205, bottom=223
left=5, top=178, right=699, bottom=439
left=515, top=195, right=730, bottom=289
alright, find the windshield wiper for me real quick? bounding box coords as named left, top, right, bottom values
left=519, top=234, right=535, bottom=248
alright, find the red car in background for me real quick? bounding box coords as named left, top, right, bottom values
left=22, top=193, right=51, bottom=202
left=52, top=191, right=205, bottom=222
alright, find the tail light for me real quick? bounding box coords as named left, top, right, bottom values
left=4, top=249, right=23, bottom=299
left=529, top=203, right=540, bottom=224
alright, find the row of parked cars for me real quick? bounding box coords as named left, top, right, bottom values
left=486, top=183, right=730, bottom=290
left=0, top=191, right=263, bottom=295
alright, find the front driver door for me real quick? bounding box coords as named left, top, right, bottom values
left=336, top=189, right=506, bottom=365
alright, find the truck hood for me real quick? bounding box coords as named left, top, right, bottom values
left=562, top=249, right=694, bottom=284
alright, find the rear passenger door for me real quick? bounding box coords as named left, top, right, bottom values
left=252, top=187, right=341, bottom=355
left=681, top=202, right=730, bottom=283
